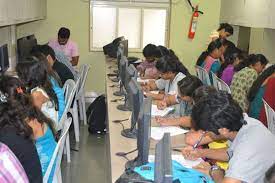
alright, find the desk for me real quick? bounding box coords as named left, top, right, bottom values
left=105, top=57, right=186, bottom=183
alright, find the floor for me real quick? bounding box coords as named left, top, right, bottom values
left=61, top=125, right=109, bottom=183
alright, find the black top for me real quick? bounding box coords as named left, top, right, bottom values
left=53, top=61, right=74, bottom=85
left=0, top=126, right=42, bottom=183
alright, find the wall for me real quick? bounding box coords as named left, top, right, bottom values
left=16, top=0, right=221, bottom=93
left=17, top=0, right=105, bottom=94
left=169, top=0, right=221, bottom=73
left=249, top=28, right=275, bottom=63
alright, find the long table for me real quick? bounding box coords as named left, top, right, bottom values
left=105, top=57, right=186, bottom=183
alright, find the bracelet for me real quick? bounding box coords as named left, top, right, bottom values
left=209, top=165, right=224, bottom=179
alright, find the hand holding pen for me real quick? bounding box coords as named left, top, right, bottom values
left=181, top=132, right=205, bottom=160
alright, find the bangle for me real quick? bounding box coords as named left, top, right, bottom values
left=209, top=165, right=224, bottom=179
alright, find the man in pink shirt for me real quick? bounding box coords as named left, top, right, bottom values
left=49, top=27, right=79, bottom=66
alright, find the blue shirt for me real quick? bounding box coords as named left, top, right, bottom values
left=201, top=60, right=221, bottom=84
left=50, top=78, right=65, bottom=121
left=36, top=126, right=57, bottom=183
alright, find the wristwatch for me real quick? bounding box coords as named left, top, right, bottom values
left=209, top=165, right=224, bottom=179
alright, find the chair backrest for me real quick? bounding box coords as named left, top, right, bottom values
left=263, top=99, right=275, bottom=135
left=211, top=72, right=231, bottom=94
left=57, top=79, right=78, bottom=130
left=195, top=65, right=211, bottom=86
left=43, top=118, right=72, bottom=183
left=63, top=79, right=76, bottom=103
left=77, top=64, right=90, bottom=96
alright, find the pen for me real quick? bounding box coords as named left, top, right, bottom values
left=193, top=132, right=205, bottom=149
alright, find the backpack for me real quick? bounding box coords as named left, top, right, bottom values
left=86, top=95, right=107, bottom=134
left=116, top=161, right=214, bottom=183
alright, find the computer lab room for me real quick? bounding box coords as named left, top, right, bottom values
left=0, top=0, right=275, bottom=183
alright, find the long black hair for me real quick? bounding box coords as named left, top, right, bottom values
left=0, top=75, right=55, bottom=134
left=177, top=75, right=203, bottom=97
left=196, top=38, right=223, bottom=66
left=156, top=54, right=190, bottom=76
left=247, top=64, right=275, bottom=102
left=218, top=47, right=242, bottom=77
left=192, top=91, right=244, bottom=134
left=16, top=57, right=59, bottom=111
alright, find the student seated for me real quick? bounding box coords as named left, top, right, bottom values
left=49, top=27, right=79, bottom=66
left=196, top=38, right=223, bottom=79
left=32, top=45, right=75, bottom=85
left=0, top=76, right=57, bottom=182
left=231, top=54, right=268, bottom=112
left=143, top=53, right=190, bottom=100
left=137, top=44, right=159, bottom=79
left=248, top=64, right=275, bottom=124
left=183, top=91, right=275, bottom=183
left=0, top=142, right=29, bottom=183
left=0, top=90, right=42, bottom=183
left=155, top=75, right=203, bottom=127
left=265, top=163, right=275, bottom=183
left=208, top=23, right=234, bottom=43
left=52, top=48, right=78, bottom=79
left=259, top=75, right=275, bottom=127
left=218, top=47, right=245, bottom=86
left=16, top=59, right=61, bottom=126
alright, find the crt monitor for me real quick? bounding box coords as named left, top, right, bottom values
left=0, top=44, right=9, bottom=74
left=121, top=77, right=144, bottom=139
left=17, top=34, right=37, bottom=62
left=154, top=133, right=173, bottom=183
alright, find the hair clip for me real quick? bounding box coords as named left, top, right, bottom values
left=0, top=91, right=7, bottom=103
left=16, top=87, right=23, bottom=94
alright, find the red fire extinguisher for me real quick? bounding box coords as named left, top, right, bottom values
left=188, top=5, right=199, bottom=39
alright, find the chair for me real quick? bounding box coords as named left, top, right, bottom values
left=263, top=99, right=275, bottom=135
left=195, top=65, right=211, bottom=86
left=75, top=64, right=90, bottom=125
left=211, top=72, right=231, bottom=94
left=43, top=118, right=72, bottom=183
left=59, top=79, right=78, bottom=163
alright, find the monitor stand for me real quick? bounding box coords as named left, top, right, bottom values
left=111, top=77, right=119, bottom=82
left=121, top=128, right=137, bottom=139
left=125, top=157, right=140, bottom=169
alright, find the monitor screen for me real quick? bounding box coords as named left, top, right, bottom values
left=136, top=97, right=152, bottom=166
left=17, top=35, right=37, bottom=62
left=154, top=133, right=173, bottom=183
left=128, top=77, right=144, bottom=128
left=0, top=44, right=9, bottom=73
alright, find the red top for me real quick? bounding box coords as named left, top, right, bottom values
left=259, top=77, right=275, bottom=127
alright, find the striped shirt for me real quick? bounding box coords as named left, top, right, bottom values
left=0, top=143, right=29, bottom=183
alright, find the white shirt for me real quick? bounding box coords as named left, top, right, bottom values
left=155, top=72, right=186, bottom=95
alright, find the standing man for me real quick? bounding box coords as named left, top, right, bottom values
left=49, top=27, right=79, bottom=66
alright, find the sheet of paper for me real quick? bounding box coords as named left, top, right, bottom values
left=137, top=77, right=150, bottom=83
left=150, top=126, right=189, bottom=140
left=148, top=155, right=202, bottom=168
left=151, top=104, right=174, bottom=117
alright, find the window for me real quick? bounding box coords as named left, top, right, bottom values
left=90, top=1, right=170, bottom=51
